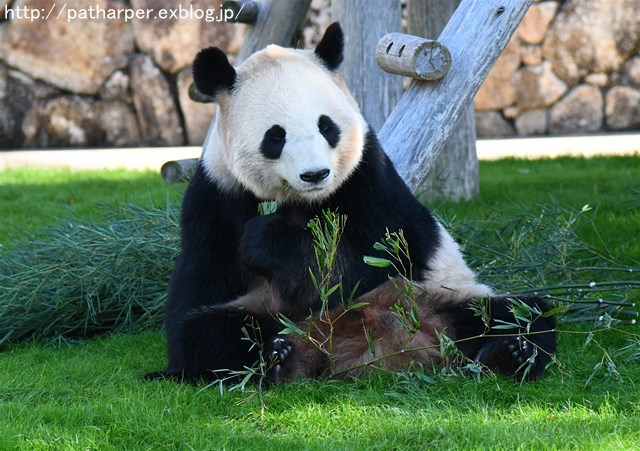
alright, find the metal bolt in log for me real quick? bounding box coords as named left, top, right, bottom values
left=161, top=159, right=199, bottom=183
left=222, top=0, right=259, bottom=24
left=375, top=33, right=451, bottom=81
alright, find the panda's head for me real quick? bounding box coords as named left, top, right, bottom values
left=192, top=23, right=367, bottom=203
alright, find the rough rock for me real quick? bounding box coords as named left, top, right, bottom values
left=521, top=45, right=543, bottom=66
left=302, top=0, right=332, bottom=48
left=518, top=1, right=559, bottom=45
left=549, top=84, right=603, bottom=133
left=622, top=57, right=640, bottom=87
left=0, top=65, right=33, bottom=148
left=475, top=36, right=520, bottom=111
left=0, top=0, right=134, bottom=95
left=130, top=54, right=184, bottom=146
left=475, top=111, right=515, bottom=138
left=515, top=62, right=568, bottom=110
left=0, top=65, right=59, bottom=149
left=0, top=0, right=12, bottom=15
left=131, top=0, right=240, bottom=73
left=503, top=106, right=520, bottom=120
left=177, top=67, right=216, bottom=145
left=584, top=73, right=608, bottom=88
left=543, top=0, right=640, bottom=86
left=605, top=86, right=640, bottom=131
left=100, top=70, right=132, bottom=104
left=515, top=109, right=548, bottom=136
left=23, top=96, right=140, bottom=148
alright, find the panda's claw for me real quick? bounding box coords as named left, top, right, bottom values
left=265, top=335, right=295, bottom=383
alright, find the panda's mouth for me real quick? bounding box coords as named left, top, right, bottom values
left=277, top=178, right=332, bottom=202
left=281, top=180, right=327, bottom=195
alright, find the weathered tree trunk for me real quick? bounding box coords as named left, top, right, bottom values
left=332, top=0, right=403, bottom=132
left=379, top=0, right=532, bottom=193
left=408, top=0, right=479, bottom=202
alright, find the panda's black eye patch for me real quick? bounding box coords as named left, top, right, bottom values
left=261, top=125, right=286, bottom=160
left=318, top=115, right=340, bottom=148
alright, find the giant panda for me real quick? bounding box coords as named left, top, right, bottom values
left=145, top=23, right=556, bottom=384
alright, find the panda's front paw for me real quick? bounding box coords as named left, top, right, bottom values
left=264, top=335, right=295, bottom=383
left=240, top=214, right=284, bottom=276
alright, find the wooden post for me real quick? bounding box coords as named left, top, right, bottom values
left=332, top=0, right=402, bottom=132
left=237, top=0, right=312, bottom=63
left=379, top=0, right=532, bottom=193
left=161, top=159, right=199, bottom=183
left=409, top=0, right=479, bottom=201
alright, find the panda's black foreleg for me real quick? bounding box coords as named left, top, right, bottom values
left=239, top=212, right=326, bottom=311
left=452, top=296, right=557, bottom=380
left=179, top=306, right=281, bottom=383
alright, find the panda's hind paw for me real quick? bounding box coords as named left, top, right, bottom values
left=264, top=335, right=295, bottom=383
left=475, top=335, right=539, bottom=379
left=507, top=337, right=529, bottom=366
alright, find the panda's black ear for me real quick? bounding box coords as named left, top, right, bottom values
left=192, top=47, right=236, bottom=98
left=315, top=22, right=344, bottom=71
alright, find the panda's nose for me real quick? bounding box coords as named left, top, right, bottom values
left=300, top=168, right=330, bottom=184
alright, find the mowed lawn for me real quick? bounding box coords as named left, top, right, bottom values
left=0, top=156, right=639, bottom=450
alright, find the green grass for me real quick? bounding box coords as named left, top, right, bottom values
left=0, top=168, right=184, bottom=247
left=1, top=157, right=639, bottom=449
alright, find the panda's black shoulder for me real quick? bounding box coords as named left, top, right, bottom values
left=329, top=130, right=441, bottom=274
left=178, top=163, right=258, bottom=244
left=333, top=130, right=428, bottom=215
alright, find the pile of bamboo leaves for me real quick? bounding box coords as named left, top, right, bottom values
left=0, top=203, right=180, bottom=347
left=0, top=199, right=637, bottom=348
left=447, top=201, right=639, bottom=327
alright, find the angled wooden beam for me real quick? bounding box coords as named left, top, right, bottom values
left=222, top=0, right=260, bottom=24
left=379, top=0, right=532, bottom=193
left=409, top=0, right=478, bottom=202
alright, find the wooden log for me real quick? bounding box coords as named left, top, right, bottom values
left=188, top=83, right=215, bottom=103
left=237, top=0, right=312, bottom=63
left=222, top=0, right=260, bottom=24
left=161, top=159, right=199, bottom=183
left=375, top=33, right=451, bottom=81
left=332, top=0, right=402, bottom=132
left=379, top=0, right=532, bottom=193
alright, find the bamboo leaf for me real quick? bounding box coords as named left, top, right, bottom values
left=346, top=302, right=369, bottom=311
left=363, top=256, right=392, bottom=268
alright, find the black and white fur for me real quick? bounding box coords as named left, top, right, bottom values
left=145, top=23, right=556, bottom=383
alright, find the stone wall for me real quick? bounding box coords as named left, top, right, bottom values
left=476, top=0, right=640, bottom=137
left=0, top=0, right=241, bottom=150
left=302, top=0, right=640, bottom=138
left=1, top=0, right=639, bottom=150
